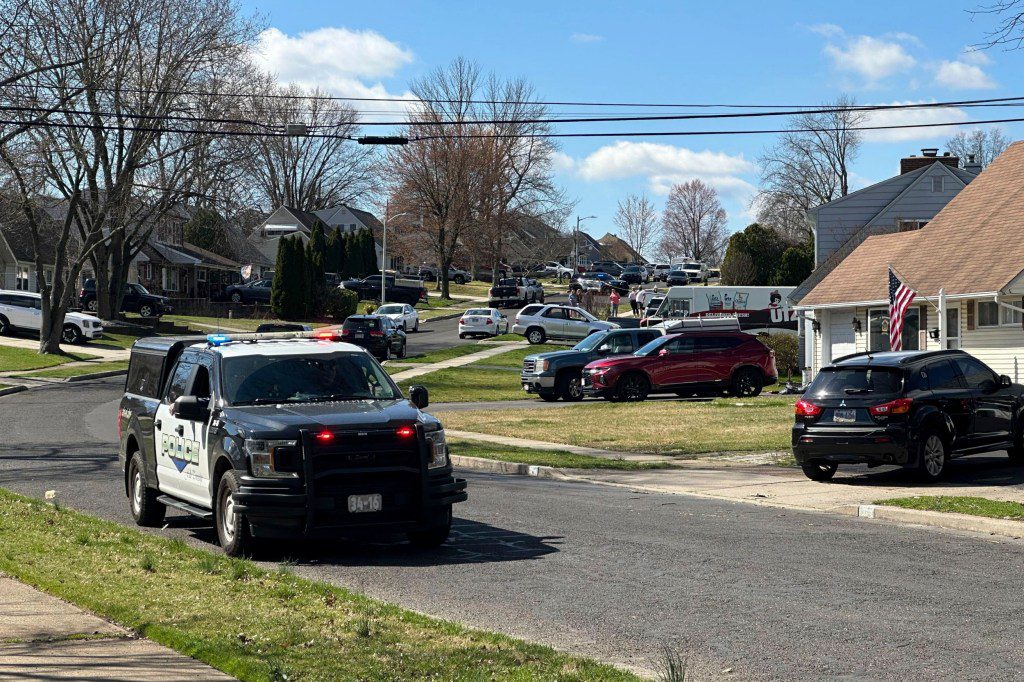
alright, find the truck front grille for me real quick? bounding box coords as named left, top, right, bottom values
left=522, top=358, right=536, bottom=372
left=308, top=428, right=420, bottom=477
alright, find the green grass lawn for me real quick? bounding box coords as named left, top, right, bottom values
left=0, top=346, right=100, bottom=372
left=435, top=398, right=797, bottom=455
left=165, top=315, right=333, bottom=333
left=393, top=343, right=485, bottom=364
left=875, top=495, right=1024, bottom=520
left=14, top=360, right=129, bottom=380
left=414, top=296, right=467, bottom=310
left=397, top=367, right=531, bottom=403
left=416, top=307, right=471, bottom=321
left=90, top=331, right=147, bottom=350
left=446, top=281, right=492, bottom=298
left=451, top=439, right=672, bottom=471
left=0, top=488, right=637, bottom=681
left=470, top=344, right=560, bottom=368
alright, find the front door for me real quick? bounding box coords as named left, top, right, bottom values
left=541, top=307, right=567, bottom=337
left=649, top=336, right=698, bottom=387
left=154, top=357, right=213, bottom=507
left=565, top=309, right=593, bottom=339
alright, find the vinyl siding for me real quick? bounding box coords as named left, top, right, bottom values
left=814, top=173, right=918, bottom=264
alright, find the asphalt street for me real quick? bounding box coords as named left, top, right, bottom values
left=6, top=379, right=1024, bottom=680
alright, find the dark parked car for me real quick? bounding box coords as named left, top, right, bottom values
left=339, top=315, right=407, bottom=360
left=792, top=350, right=1024, bottom=483
left=255, top=323, right=312, bottom=333
left=591, top=261, right=623, bottom=276
left=342, top=275, right=427, bottom=306
left=79, top=279, right=172, bottom=318
left=665, top=271, right=692, bottom=286
left=582, top=330, right=777, bottom=401
left=225, top=279, right=272, bottom=304
left=620, top=265, right=647, bottom=285
left=521, top=328, right=664, bottom=401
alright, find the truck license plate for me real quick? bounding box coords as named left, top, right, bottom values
left=347, top=494, right=382, bottom=513
left=833, top=409, right=856, bottom=423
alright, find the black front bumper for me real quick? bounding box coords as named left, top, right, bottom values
left=792, top=424, right=911, bottom=466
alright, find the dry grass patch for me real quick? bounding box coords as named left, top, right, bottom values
left=437, top=398, right=796, bottom=456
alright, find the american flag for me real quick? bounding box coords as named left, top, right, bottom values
left=888, top=267, right=916, bottom=351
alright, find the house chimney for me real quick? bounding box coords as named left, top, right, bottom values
left=900, top=149, right=960, bottom=175
left=964, top=153, right=983, bottom=175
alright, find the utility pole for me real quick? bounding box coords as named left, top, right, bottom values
left=575, top=215, right=596, bottom=272
left=381, top=203, right=413, bottom=303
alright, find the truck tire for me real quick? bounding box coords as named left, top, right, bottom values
left=230, top=292, right=242, bottom=303
left=557, top=371, right=585, bottom=402
left=538, top=391, right=559, bottom=402
left=215, top=470, right=254, bottom=557
left=408, top=505, right=452, bottom=549
left=61, top=324, right=82, bottom=344
left=526, top=327, right=546, bottom=344
left=128, top=452, right=165, bottom=527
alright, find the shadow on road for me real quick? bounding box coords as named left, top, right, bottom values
left=829, top=454, right=1024, bottom=489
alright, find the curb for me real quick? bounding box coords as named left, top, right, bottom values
left=0, top=385, right=27, bottom=397
left=450, top=455, right=573, bottom=480
left=841, top=504, right=1024, bottom=540
left=66, top=369, right=128, bottom=382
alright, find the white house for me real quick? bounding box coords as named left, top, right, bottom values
left=797, top=141, right=1024, bottom=382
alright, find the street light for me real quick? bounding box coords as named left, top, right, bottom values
left=381, top=202, right=414, bottom=303
left=574, top=215, right=596, bottom=272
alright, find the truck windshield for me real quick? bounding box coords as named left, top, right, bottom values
left=222, top=352, right=401, bottom=405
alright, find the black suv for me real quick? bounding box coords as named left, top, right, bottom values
left=793, top=350, right=1024, bottom=482
left=339, top=315, right=407, bottom=361
left=79, top=279, right=171, bottom=318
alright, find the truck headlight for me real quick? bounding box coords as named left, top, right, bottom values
left=537, top=359, right=549, bottom=372
left=244, top=439, right=299, bottom=478
left=424, top=428, right=448, bottom=469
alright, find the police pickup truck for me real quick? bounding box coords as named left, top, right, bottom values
left=117, top=331, right=466, bottom=556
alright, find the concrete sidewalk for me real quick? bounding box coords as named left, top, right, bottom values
left=0, top=335, right=129, bottom=362
left=0, top=574, right=231, bottom=680
left=388, top=342, right=525, bottom=382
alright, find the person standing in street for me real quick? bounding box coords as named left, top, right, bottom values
left=628, top=287, right=639, bottom=315
left=609, top=289, right=620, bottom=316
left=636, top=287, right=649, bottom=315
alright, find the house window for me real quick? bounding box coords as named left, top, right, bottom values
left=868, top=307, right=922, bottom=351
left=162, top=267, right=179, bottom=292
left=977, top=301, right=1000, bottom=327
left=196, top=268, right=207, bottom=283
left=931, top=176, right=944, bottom=192
left=139, top=263, right=152, bottom=280
left=897, top=219, right=928, bottom=232
left=1000, top=299, right=1023, bottom=326
left=15, top=266, right=29, bottom=290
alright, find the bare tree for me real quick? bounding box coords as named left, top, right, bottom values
left=660, top=179, right=728, bottom=265
left=0, top=0, right=258, bottom=351
left=613, top=194, right=660, bottom=261
left=240, top=79, right=377, bottom=212
left=971, top=1, right=1024, bottom=49
left=946, top=127, right=1009, bottom=168
left=755, top=95, right=864, bottom=243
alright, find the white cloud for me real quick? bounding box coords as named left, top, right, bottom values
left=575, top=141, right=756, bottom=197
left=251, top=27, right=417, bottom=116
left=960, top=47, right=992, bottom=66
left=549, top=151, right=576, bottom=172
left=570, top=32, right=604, bottom=43
left=823, top=34, right=917, bottom=83
left=934, top=59, right=997, bottom=90
left=861, top=101, right=970, bottom=142
left=807, top=23, right=844, bottom=38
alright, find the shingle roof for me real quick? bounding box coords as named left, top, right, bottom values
left=800, top=141, right=1024, bottom=307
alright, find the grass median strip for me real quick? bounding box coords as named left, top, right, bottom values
left=393, top=343, right=487, bottom=364
left=436, top=398, right=796, bottom=455
left=875, top=495, right=1024, bottom=520
left=397, top=367, right=530, bottom=403
left=14, top=360, right=129, bottom=379
left=451, top=439, right=671, bottom=470
left=0, top=489, right=638, bottom=681
left=0, top=346, right=100, bottom=372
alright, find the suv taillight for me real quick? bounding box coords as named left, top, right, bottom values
left=869, top=397, right=913, bottom=416
left=794, top=399, right=822, bottom=417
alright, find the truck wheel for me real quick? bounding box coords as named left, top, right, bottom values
left=526, top=327, right=546, bottom=344
left=557, top=371, right=585, bottom=402
left=230, top=292, right=242, bottom=303
left=128, top=452, right=165, bottom=527
left=801, top=461, right=838, bottom=482
left=408, top=505, right=452, bottom=549
left=138, top=304, right=154, bottom=318
left=538, top=391, right=559, bottom=402
left=61, top=324, right=82, bottom=344
left=215, top=471, right=253, bottom=557
left=730, top=368, right=763, bottom=397
left=0, top=315, right=10, bottom=335
left=615, top=372, right=649, bottom=402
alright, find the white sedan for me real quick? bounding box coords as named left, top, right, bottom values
left=458, top=308, right=509, bottom=338
left=375, top=303, right=419, bottom=332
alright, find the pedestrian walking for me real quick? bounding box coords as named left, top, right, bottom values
left=628, top=287, right=639, bottom=315
left=568, top=290, right=579, bottom=308
left=636, top=287, right=649, bottom=314
left=609, top=289, right=620, bottom=316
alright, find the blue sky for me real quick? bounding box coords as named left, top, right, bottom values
left=241, top=0, right=1023, bottom=245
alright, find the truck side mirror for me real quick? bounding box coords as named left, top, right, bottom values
left=409, top=385, right=429, bottom=409
left=658, top=348, right=670, bottom=358
left=1000, top=375, right=1013, bottom=388
left=172, top=395, right=210, bottom=422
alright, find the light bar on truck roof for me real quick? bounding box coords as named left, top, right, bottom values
left=204, top=330, right=342, bottom=347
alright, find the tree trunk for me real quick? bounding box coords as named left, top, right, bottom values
left=93, top=243, right=113, bottom=320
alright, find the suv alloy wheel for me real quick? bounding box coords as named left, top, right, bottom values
left=615, top=372, right=649, bottom=401
left=87, top=299, right=99, bottom=312
left=139, top=303, right=154, bottom=318
left=917, top=430, right=949, bottom=481
left=526, top=327, right=546, bottom=344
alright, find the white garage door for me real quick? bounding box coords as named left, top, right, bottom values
left=830, top=315, right=855, bottom=360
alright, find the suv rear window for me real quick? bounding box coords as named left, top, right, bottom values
left=343, top=317, right=380, bottom=330
left=125, top=352, right=164, bottom=398
left=808, top=367, right=903, bottom=398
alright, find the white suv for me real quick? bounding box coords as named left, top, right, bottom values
left=0, top=289, right=104, bottom=344
left=512, top=303, right=619, bottom=344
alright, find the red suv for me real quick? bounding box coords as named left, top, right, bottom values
left=581, top=331, right=778, bottom=401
